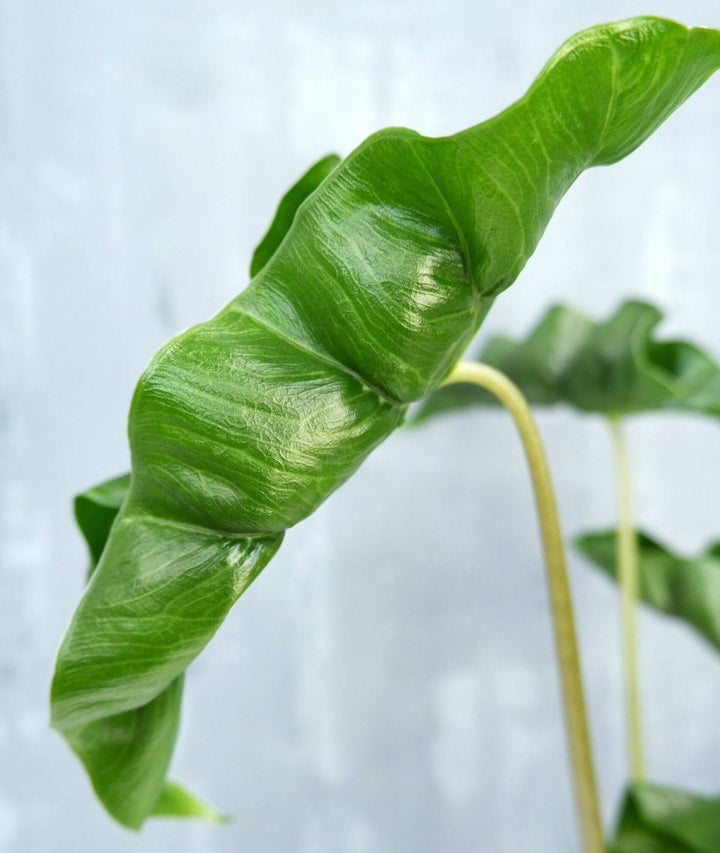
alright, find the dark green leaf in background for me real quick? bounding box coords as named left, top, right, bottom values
left=575, top=530, right=720, bottom=654
left=614, top=783, right=720, bottom=852
left=52, top=18, right=720, bottom=826
left=74, top=473, right=130, bottom=575
left=414, top=301, right=720, bottom=424
left=249, top=153, right=341, bottom=277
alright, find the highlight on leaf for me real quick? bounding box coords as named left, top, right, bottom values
left=51, top=17, right=720, bottom=828
left=59, top=150, right=348, bottom=831
left=413, top=300, right=720, bottom=424
left=575, top=529, right=720, bottom=654
left=613, top=782, right=720, bottom=852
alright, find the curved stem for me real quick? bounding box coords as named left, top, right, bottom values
left=608, top=416, right=644, bottom=782
left=442, top=361, right=605, bottom=853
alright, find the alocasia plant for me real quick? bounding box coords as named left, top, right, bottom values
left=52, top=16, right=720, bottom=848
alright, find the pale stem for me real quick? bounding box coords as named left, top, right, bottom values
left=441, top=361, right=605, bottom=853
left=608, top=415, right=644, bottom=782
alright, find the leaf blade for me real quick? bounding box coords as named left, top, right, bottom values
left=575, top=529, right=720, bottom=653
left=614, top=783, right=720, bottom=852
left=414, top=300, right=720, bottom=423
left=74, top=473, right=131, bottom=573
left=151, top=781, right=228, bottom=823
left=63, top=675, right=185, bottom=830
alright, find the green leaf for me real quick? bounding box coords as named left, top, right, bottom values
left=575, top=529, right=720, bottom=653
left=74, top=473, right=130, bottom=575
left=249, top=153, right=341, bottom=277
left=413, top=301, right=720, bottom=424
left=614, top=783, right=720, bottom=852
left=52, top=18, right=720, bottom=827
left=63, top=674, right=186, bottom=830
left=151, top=780, right=228, bottom=823
left=66, top=154, right=342, bottom=827
left=65, top=477, right=223, bottom=828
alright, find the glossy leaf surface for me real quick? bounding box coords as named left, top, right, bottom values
left=414, top=301, right=720, bottom=423
left=59, top=154, right=346, bottom=826
left=614, top=783, right=720, bottom=852
left=67, top=476, right=220, bottom=828
left=52, top=18, right=720, bottom=827
left=575, top=529, right=720, bottom=653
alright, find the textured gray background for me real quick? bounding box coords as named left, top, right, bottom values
left=2, top=1, right=720, bottom=851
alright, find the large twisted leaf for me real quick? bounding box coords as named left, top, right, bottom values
left=64, top=155, right=347, bottom=825
left=52, top=18, right=720, bottom=827
left=414, top=300, right=720, bottom=423
left=613, top=783, right=720, bottom=852
left=576, top=530, right=720, bottom=654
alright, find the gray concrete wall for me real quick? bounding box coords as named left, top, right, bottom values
left=2, top=1, right=720, bottom=850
